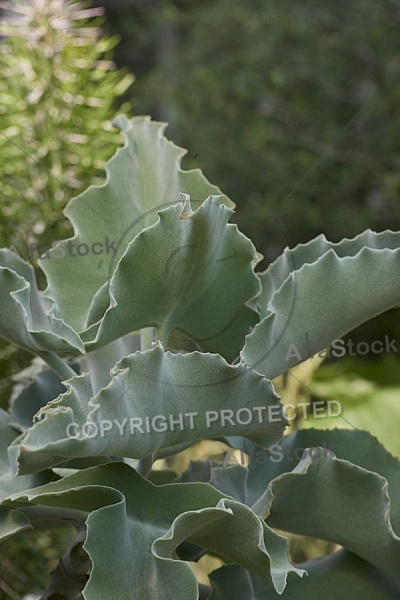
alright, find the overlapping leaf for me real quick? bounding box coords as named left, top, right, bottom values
left=200, top=429, right=400, bottom=587
left=208, top=551, right=400, bottom=600
left=0, top=249, right=83, bottom=354
left=242, top=231, right=400, bottom=379
left=39, top=115, right=233, bottom=333
left=81, top=195, right=261, bottom=360
left=0, top=407, right=55, bottom=543
left=10, top=359, right=81, bottom=431
left=0, top=408, right=53, bottom=500
left=13, top=344, right=286, bottom=474
left=257, top=230, right=400, bottom=317
left=4, top=462, right=305, bottom=599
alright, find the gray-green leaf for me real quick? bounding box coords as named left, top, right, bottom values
left=242, top=231, right=400, bottom=379
left=14, top=344, right=286, bottom=474
left=40, top=116, right=233, bottom=333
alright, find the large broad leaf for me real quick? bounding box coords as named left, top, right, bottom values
left=257, top=230, right=400, bottom=318
left=242, top=231, right=400, bottom=379
left=206, top=429, right=400, bottom=587
left=13, top=343, right=286, bottom=474
left=0, top=249, right=83, bottom=354
left=81, top=196, right=261, bottom=360
left=39, top=115, right=233, bottom=333
left=208, top=551, right=400, bottom=599
left=4, top=462, right=305, bottom=598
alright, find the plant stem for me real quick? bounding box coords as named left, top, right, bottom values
left=37, top=351, right=77, bottom=381
left=140, top=327, right=155, bottom=351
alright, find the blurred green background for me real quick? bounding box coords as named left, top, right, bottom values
left=0, top=0, right=400, bottom=597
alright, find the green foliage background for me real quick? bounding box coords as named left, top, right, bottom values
left=0, top=0, right=133, bottom=250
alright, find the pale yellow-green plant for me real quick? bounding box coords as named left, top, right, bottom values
left=0, top=0, right=134, bottom=248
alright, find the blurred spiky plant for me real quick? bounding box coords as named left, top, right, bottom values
left=0, top=0, right=134, bottom=248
